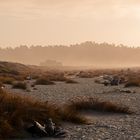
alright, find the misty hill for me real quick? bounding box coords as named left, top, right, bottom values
left=0, top=42, right=140, bottom=68
left=0, top=61, right=31, bottom=74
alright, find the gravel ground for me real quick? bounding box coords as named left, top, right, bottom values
left=5, top=78, right=140, bottom=140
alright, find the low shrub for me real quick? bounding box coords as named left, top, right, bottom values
left=67, top=96, right=132, bottom=114
left=60, top=108, right=88, bottom=124
left=12, top=82, right=27, bottom=90
left=0, top=91, right=88, bottom=138
left=0, top=76, right=15, bottom=84
left=35, top=78, right=55, bottom=85
left=65, top=79, right=78, bottom=84
left=45, top=73, right=67, bottom=81
left=125, top=78, right=140, bottom=87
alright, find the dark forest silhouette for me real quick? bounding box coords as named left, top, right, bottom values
left=0, top=41, right=140, bottom=68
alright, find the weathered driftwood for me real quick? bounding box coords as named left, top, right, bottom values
left=27, top=118, right=67, bottom=138
left=27, top=121, right=48, bottom=137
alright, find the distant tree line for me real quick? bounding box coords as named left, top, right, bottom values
left=0, top=41, right=140, bottom=67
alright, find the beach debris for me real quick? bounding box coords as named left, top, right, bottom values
left=103, top=75, right=113, bottom=81
left=45, top=118, right=55, bottom=136
left=119, top=89, right=135, bottom=93
left=95, top=76, right=111, bottom=85
left=95, top=75, right=125, bottom=86
left=27, top=121, right=48, bottom=137
left=26, top=75, right=32, bottom=80
left=103, top=80, right=111, bottom=86
left=27, top=118, right=67, bottom=138
left=45, top=118, right=67, bottom=137
left=0, top=82, right=5, bottom=89
left=110, top=76, right=120, bottom=86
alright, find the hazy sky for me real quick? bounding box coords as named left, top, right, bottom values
left=1, top=0, right=140, bottom=48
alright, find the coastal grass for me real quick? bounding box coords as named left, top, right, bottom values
left=67, top=96, right=132, bottom=114
left=125, top=78, right=140, bottom=87
left=0, top=88, right=132, bottom=139
left=0, top=90, right=87, bottom=138
left=65, top=79, right=78, bottom=84
left=35, top=78, right=55, bottom=85
left=12, top=82, right=27, bottom=90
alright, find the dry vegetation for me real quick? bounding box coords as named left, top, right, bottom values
left=12, top=82, right=27, bottom=90
left=43, top=72, right=67, bottom=81
left=0, top=90, right=87, bottom=139
left=34, top=71, right=78, bottom=85
left=0, top=89, right=132, bottom=139
left=76, top=69, right=123, bottom=78
left=0, top=90, right=59, bottom=138
left=0, top=76, right=15, bottom=84
left=65, top=79, right=78, bottom=84
left=124, top=76, right=140, bottom=87
left=76, top=69, right=140, bottom=88
left=0, top=61, right=76, bottom=86
left=66, top=96, right=132, bottom=114
left=0, top=62, right=136, bottom=138
left=35, top=78, right=55, bottom=85
left=125, top=80, right=140, bottom=87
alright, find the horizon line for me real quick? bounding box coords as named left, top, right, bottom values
left=0, top=41, right=140, bottom=49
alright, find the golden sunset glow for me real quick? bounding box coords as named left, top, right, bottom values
left=0, top=0, right=140, bottom=47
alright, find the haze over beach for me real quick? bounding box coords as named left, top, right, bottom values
left=1, top=1, right=140, bottom=140
left=1, top=0, right=140, bottom=47
left=1, top=42, right=140, bottom=68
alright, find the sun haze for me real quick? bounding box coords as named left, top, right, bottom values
left=0, top=0, right=140, bottom=48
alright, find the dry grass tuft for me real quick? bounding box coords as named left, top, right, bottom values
left=0, top=76, right=15, bottom=84
left=44, top=72, right=67, bottom=81
left=0, top=90, right=61, bottom=138
left=60, top=109, right=88, bottom=124
left=77, top=71, right=96, bottom=78
left=0, top=91, right=89, bottom=138
left=67, top=96, right=132, bottom=114
left=35, top=78, right=55, bottom=85
left=0, top=82, right=132, bottom=139
left=65, top=79, right=78, bottom=84
left=12, top=82, right=27, bottom=90
left=125, top=78, right=140, bottom=87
